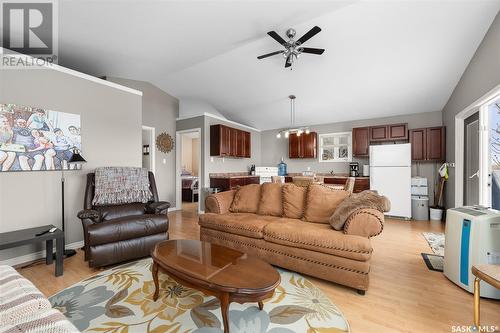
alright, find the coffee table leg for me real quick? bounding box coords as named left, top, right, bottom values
left=258, top=301, right=263, bottom=311
left=220, top=293, right=230, bottom=333
left=152, top=261, right=159, bottom=301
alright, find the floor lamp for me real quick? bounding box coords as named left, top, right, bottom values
left=61, top=148, right=86, bottom=258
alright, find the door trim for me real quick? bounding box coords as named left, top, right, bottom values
left=142, top=125, right=155, bottom=175
left=175, top=128, right=202, bottom=213
left=455, top=83, right=500, bottom=208
left=463, top=112, right=479, bottom=205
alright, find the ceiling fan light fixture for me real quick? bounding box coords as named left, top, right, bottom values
left=305, top=128, right=310, bottom=134
left=276, top=132, right=281, bottom=139
left=284, top=131, right=289, bottom=138
left=257, top=26, right=324, bottom=69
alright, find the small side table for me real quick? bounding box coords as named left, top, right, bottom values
left=471, top=264, right=500, bottom=328
left=0, top=225, right=64, bottom=276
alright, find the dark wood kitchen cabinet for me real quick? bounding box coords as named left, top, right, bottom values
left=353, top=127, right=370, bottom=157
left=288, top=132, right=317, bottom=159
left=409, top=126, right=445, bottom=162
left=324, top=177, right=370, bottom=193
left=370, top=123, right=408, bottom=142
left=210, top=124, right=251, bottom=158
left=210, top=176, right=260, bottom=191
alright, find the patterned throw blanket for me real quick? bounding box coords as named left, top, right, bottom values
left=92, top=167, right=153, bottom=206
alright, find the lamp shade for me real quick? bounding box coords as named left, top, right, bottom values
left=68, top=150, right=87, bottom=164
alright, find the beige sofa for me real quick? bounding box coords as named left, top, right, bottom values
left=199, top=183, right=385, bottom=294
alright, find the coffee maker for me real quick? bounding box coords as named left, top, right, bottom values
left=349, top=162, right=359, bottom=177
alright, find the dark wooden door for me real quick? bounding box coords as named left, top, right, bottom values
left=353, top=127, right=369, bottom=156
left=426, top=127, right=446, bottom=161
left=370, top=125, right=388, bottom=141
left=388, top=123, right=408, bottom=140
left=289, top=133, right=300, bottom=158
left=236, top=130, right=244, bottom=157
left=229, top=128, right=238, bottom=157
left=220, top=125, right=231, bottom=156
left=245, top=176, right=260, bottom=185
left=301, top=132, right=317, bottom=158
left=243, top=131, right=251, bottom=158
left=409, top=128, right=426, bottom=161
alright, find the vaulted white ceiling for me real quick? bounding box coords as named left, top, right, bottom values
left=58, top=1, right=500, bottom=130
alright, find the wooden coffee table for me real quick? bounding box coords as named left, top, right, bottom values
left=151, top=239, right=280, bottom=333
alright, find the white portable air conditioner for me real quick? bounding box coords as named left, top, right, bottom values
left=443, top=206, right=500, bottom=299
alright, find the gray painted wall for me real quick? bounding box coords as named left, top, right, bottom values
left=204, top=115, right=261, bottom=183
left=442, top=12, right=500, bottom=208
left=261, top=111, right=443, bottom=204
left=177, top=116, right=206, bottom=209
left=0, top=69, right=142, bottom=262
left=106, top=77, right=179, bottom=207
left=176, top=115, right=261, bottom=210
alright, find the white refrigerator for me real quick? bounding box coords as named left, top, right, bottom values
left=369, top=143, right=412, bottom=219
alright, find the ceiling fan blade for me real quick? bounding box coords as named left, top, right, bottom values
left=300, top=47, right=325, bottom=55
left=285, top=55, right=292, bottom=68
left=257, top=50, right=284, bottom=59
left=296, top=26, right=321, bottom=45
left=267, top=31, right=287, bottom=45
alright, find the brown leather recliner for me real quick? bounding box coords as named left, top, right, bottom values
left=77, top=171, right=169, bottom=267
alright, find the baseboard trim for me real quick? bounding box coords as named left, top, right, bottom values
left=0, top=240, right=84, bottom=267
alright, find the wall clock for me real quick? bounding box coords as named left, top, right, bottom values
left=156, top=132, right=174, bottom=153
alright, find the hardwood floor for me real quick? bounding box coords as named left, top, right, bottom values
left=16, top=204, right=500, bottom=333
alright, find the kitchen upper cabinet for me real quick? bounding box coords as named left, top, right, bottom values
left=288, top=132, right=317, bottom=159
left=370, top=125, right=388, bottom=141
left=410, top=126, right=445, bottom=162
left=409, top=128, right=426, bottom=161
left=353, top=127, right=369, bottom=157
left=389, top=123, right=409, bottom=140
left=370, top=123, right=408, bottom=142
left=210, top=124, right=251, bottom=158
left=426, top=127, right=446, bottom=161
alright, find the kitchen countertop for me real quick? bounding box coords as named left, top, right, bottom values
left=209, top=173, right=259, bottom=179
left=285, top=173, right=369, bottom=179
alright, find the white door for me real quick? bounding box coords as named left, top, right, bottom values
left=370, top=166, right=411, bottom=218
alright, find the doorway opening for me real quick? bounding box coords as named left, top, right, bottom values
left=455, top=85, right=500, bottom=208
left=142, top=126, right=155, bottom=174
left=176, top=129, right=201, bottom=213
left=463, top=112, right=480, bottom=206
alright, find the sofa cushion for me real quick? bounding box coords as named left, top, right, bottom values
left=304, top=185, right=350, bottom=223
left=199, top=213, right=276, bottom=239
left=257, top=183, right=283, bottom=216
left=87, top=215, right=168, bottom=246
left=263, top=221, right=372, bottom=261
left=230, top=184, right=261, bottom=213
left=282, top=184, right=307, bottom=219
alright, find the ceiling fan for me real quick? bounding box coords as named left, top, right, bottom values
left=257, top=26, right=325, bottom=69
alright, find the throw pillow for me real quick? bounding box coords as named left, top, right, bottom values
left=282, top=183, right=307, bottom=219
left=257, top=182, right=283, bottom=216
left=304, top=184, right=350, bottom=223
left=229, top=184, right=261, bottom=213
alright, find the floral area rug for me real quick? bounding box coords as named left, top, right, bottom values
left=49, top=258, right=350, bottom=333
left=422, top=232, right=445, bottom=257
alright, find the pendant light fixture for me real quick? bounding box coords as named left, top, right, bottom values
left=276, top=95, right=310, bottom=139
